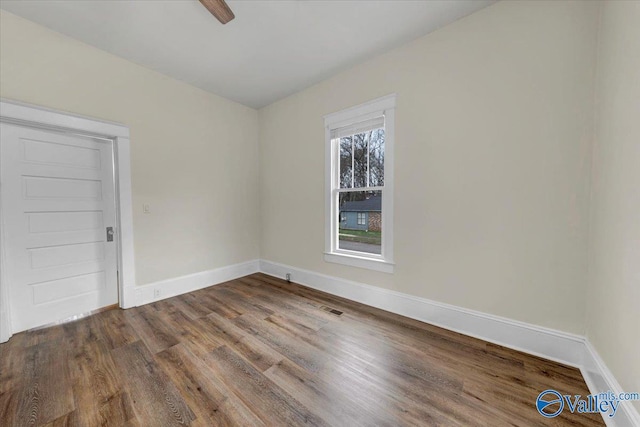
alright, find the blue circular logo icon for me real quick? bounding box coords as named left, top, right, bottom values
left=536, top=390, right=564, bottom=418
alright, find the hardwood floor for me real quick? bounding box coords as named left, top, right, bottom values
left=0, top=273, right=604, bottom=426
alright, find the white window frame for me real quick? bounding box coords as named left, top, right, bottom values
left=357, top=212, right=366, bottom=225
left=324, top=94, right=395, bottom=273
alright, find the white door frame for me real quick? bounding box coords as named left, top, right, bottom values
left=0, top=99, right=136, bottom=343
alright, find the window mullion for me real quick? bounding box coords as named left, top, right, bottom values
left=366, top=132, right=370, bottom=188
left=351, top=137, right=354, bottom=189
left=336, top=186, right=384, bottom=193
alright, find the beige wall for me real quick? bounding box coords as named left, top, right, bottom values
left=259, top=0, right=599, bottom=334
left=588, top=0, right=640, bottom=411
left=0, top=11, right=260, bottom=286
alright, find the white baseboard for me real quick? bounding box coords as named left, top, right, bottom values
left=581, top=340, right=640, bottom=427
left=0, top=306, right=10, bottom=343
left=135, top=259, right=259, bottom=306
left=259, top=259, right=640, bottom=427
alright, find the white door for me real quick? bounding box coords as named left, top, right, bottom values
left=0, top=123, right=118, bottom=333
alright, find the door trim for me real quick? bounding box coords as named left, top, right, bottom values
left=0, top=99, right=136, bottom=343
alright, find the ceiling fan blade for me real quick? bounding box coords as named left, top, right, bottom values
left=199, top=0, right=235, bottom=24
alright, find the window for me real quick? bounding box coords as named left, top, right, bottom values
left=324, top=94, right=395, bottom=273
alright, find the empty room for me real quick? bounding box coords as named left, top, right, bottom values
left=0, top=0, right=638, bottom=425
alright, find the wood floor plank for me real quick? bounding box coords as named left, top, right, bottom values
left=68, top=338, right=126, bottom=426
left=123, top=305, right=181, bottom=354
left=237, top=276, right=343, bottom=323
left=211, top=287, right=275, bottom=319
left=97, top=392, right=136, bottom=427
left=202, top=345, right=330, bottom=426
left=197, top=312, right=285, bottom=372
left=232, top=312, right=328, bottom=374
left=0, top=273, right=605, bottom=426
left=0, top=332, right=29, bottom=394
left=92, top=309, right=140, bottom=351
left=166, top=294, right=212, bottom=320
left=258, top=292, right=332, bottom=332
left=216, top=280, right=259, bottom=298
left=151, top=301, right=226, bottom=358
left=23, top=324, right=66, bottom=347
left=319, top=354, right=463, bottom=426
left=190, top=290, right=242, bottom=319
left=63, top=312, right=104, bottom=348
left=264, top=357, right=396, bottom=427
left=111, top=341, right=195, bottom=426
left=3, top=339, right=75, bottom=426
left=155, top=343, right=266, bottom=427
left=41, top=411, right=77, bottom=427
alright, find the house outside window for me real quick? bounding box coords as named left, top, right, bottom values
left=324, top=94, right=395, bottom=273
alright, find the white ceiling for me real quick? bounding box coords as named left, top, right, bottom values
left=0, top=0, right=495, bottom=108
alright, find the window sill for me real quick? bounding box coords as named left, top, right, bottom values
left=324, top=252, right=394, bottom=274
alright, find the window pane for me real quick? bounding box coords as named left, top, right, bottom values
left=338, top=190, right=382, bottom=255
left=339, top=136, right=352, bottom=188
left=352, top=133, right=368, bottom=188
left=339, top=129, right=385, bottom=189
left=368, top=128, right=385, bottom=187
